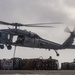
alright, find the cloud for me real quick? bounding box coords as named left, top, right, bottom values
left=64, top=0, right=75, bottom=8
left=0, top=0, right=69, bottom=23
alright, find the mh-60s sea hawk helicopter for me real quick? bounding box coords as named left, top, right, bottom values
left=0, top=21, right=75, bottom=56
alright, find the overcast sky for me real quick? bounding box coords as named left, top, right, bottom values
left=0, top=0, right=75, bottom=66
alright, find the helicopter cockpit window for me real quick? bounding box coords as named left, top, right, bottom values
left=0, top=32, right=2, bottom=37
left=29, top=32, right=40, bottom=38
left=34, top=34, right=40, bottom=38
left=29, top=32, right=35, bottom=38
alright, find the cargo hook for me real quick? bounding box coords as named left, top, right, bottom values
left=13, top=45, right=16, bottom=58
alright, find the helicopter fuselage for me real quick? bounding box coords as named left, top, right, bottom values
left=0, top=28, right=75, bottom=56
left=0, top=29, right=63, bottom=50
left=0, top=21, right=75, bottom=56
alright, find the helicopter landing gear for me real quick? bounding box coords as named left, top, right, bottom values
left=54, top=50, right=59, bottom=56
left=7, top=45, right=12, bottom=50
left=0, top=45, right=4, bottom=49
left=49, top=49, right=50, bottom=51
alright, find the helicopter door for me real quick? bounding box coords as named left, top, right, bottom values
left=0, top=32, right=2, bottom=38
left=12, top=36, right=18, bottom=43
left=16, top=35, right=24, bottom=45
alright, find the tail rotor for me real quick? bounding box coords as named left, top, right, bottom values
left=73, top=26, right=75, bottom=33
left=64, top=26, right=75, bottom=33
left=64, top=26, right=75, bottom=37
left=64, top=26, right=71, bottom=33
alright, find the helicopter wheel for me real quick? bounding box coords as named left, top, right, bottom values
left=0, top=45, right=4, bottom=49
left=7, top=45, right=12, bottom=50
left=54, top=50, right=59, bottom=56
left=57, top=53, right=59, bottom=56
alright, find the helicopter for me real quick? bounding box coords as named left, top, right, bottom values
left=0, top=21, right=75, bottom=56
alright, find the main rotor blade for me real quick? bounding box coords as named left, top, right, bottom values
left=0, top=21, right=62, bottom=27
left=23, top=22, right=62, bottom=26
left=0, top=21, right=12, bottom=25
left=24, top=25, right=53, bottom=27
left=64, top=26, right=71, bottom=33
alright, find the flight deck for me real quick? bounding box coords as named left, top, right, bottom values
left=0, top=70, right=75, bottom=75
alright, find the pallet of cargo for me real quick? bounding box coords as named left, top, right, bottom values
left=0, top=56, right=59, bottom=70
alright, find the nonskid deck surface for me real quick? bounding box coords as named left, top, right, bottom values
left=0, top=70, right=75, bottom=75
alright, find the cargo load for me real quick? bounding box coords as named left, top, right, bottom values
left=21, top=59, right=36, bottom=70
left=0, top=56, right=59, bottom=70
left=11, top=57, right=22, bottom=70
left=20, top=56, right=59, bottom=70
left=61, top=59, right=75, bottom=70
left=61, top=62, right=70, bottom=70
left=1, top=59, right=13, bottom=70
